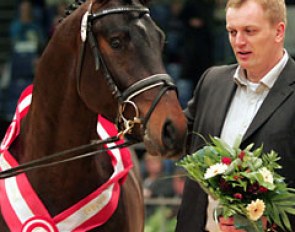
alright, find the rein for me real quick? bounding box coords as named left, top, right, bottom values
left=0, top=134, right=135, bottom=179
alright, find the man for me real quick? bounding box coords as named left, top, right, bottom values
left=176, top=0, right=295, bottom=231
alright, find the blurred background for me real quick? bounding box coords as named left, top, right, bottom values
left=0, top=0, right=295, bottom=231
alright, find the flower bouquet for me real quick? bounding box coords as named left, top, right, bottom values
left=177, top=136, right=295, bottom=231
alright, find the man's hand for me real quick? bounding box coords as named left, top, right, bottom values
left=219, top=216, right=267, bottom=232
left=219, top=217, right=245, bottom=232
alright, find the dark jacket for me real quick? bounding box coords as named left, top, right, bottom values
left=176, top=57, right=295, bottom=231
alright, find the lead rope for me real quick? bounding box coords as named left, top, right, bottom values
left=0, top=135, right=136, bottom=179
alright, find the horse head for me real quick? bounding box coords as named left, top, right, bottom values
left=65, top=0, right=187, bottom=157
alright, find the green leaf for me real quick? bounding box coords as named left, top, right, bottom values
left=232, top=135, right=242, bottom=150
left=252, top=145, right=263, bottom=157
left=244, top=143, right=255, bottom=153
left=271, top=203, right=283, bottom=229
left=283, top=207, right=295, bottom=215
left=280, top=208, right=291, bottom=231
left=210, top=136, right=236, bottom=157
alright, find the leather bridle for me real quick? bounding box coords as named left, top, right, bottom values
left=77, top=4, right=177, bottom=137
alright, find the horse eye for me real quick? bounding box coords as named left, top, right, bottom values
left=110, top=38, right=121, bottom=49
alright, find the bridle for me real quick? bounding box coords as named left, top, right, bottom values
left=0, top=3, right=178, bottom=178
left=77, top=3, right=177, bottom=137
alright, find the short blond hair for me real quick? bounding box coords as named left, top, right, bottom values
left=226, top=0, right=287, bottom=25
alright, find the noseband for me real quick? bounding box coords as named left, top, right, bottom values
left=77, top=4, right=177, bottom=137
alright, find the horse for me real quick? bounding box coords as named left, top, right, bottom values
left=0, top=0, right=187, bottom=231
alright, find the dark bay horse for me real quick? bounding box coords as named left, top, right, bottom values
left=0, top=0, right=187, bottom=231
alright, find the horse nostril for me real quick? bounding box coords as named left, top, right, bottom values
left=162, top=119, right=177, bottom=150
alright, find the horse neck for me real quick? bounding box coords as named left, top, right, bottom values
left=16, top=20, right=114, bottom=209
left=22, top=16, right=100, bottom=162
left=6, top=5, right=118, bottom=217
left=24, top=86, right=99, bottom=160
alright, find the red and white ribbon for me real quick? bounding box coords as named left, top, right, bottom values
left=0, top=85, right=133, bottom=231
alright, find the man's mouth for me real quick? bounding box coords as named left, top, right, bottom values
left=237, top=51, right=252, bottom=59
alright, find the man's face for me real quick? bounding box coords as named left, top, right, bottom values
left=226, top=0, right=285, bottom=80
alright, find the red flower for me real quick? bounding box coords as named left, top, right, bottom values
left=238, top=151, right=246, bottom=160
left=233, top=193, right=243, bottom=199
left=247, top=182, right=260, bottom=194
left=259, top=186, right=268, bottom=193
left=221, top=157, right=232, bottom=165
left=219, top=178, right=231, bottom=192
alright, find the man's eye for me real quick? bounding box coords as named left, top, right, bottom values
left=229, top=30, right=237, bottom=36
left=246, top=29, right=256, bottom=35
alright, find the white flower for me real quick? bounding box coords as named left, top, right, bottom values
left=204, top=163, right=228, bottom=179
left=246, top=199, right=265, bottom=221
left=259, top=167, right=274, bottom=184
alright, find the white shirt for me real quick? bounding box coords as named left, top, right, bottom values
left=221, top=50, right=289, bottom=147
left=205, top=50, right=289, bottom=231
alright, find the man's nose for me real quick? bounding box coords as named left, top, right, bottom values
left=235, top=32, right=247, bottom=46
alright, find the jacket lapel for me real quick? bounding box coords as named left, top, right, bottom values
left=213, top=75, right=237, bottom=136
left=242, top=58, right=295, bottom=142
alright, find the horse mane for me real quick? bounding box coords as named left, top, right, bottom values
left=64, top=0, right=85, bottom=18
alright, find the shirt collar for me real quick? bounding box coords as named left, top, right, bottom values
left=234, top=49, right=289, bottom=90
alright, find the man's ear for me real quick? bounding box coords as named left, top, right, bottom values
left=275, top=22, right=286, bottom=43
